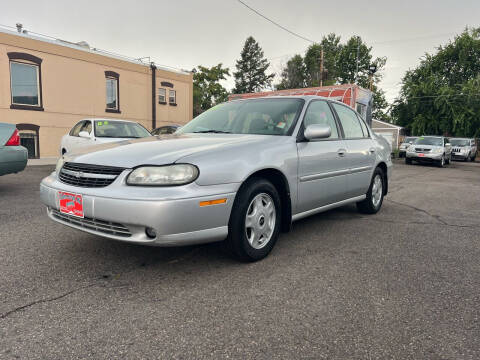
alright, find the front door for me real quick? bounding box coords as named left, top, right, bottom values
left=331, top=103, right=376, bottom=198
left=296, top=100, right=349, bottom=214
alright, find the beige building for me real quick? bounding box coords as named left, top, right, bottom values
left=0, top=27, right=193, bottom=158
left=372, top=119, right=404, bottom=150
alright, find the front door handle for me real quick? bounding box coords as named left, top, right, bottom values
left=337, top=149, right=346, bottom=157
left=369, top=148, right=376, bottom=154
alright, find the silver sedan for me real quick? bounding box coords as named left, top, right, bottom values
left=40, top=96, right=392, bottom=261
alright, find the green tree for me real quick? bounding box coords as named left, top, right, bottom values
left=276, top=54, right=307, bottom=90
left=391, top=28, right=480, bottom=137
left=233, top=36, right=275, bottom=93
left=193, top=64, right=230, bottom=117
left=304, top=33, right=342, bottom=86
left=336, top=36, right=386, bottom=88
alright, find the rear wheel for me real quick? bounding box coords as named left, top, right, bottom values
left=224, top=178, right=281, bottom=262
left=357, top=167, right=385, bottom=214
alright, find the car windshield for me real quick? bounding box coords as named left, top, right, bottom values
left=94, top=121, right=151, bottom=138
left=450, top=139, right=470, bottom=146
left=177, top=98, right=304, bottom=136
left=414, top=137, right=443, bottom=146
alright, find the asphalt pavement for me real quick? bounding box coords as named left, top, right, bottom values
left=1, top=160, right=479, bottom=359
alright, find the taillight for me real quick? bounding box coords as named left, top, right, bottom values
left=5, top=128, right=20, bottom=146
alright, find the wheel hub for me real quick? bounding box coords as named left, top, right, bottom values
left=245, top=193, right=276, bottom=250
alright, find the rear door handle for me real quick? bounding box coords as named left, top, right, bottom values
left=337, top=149, right=346, bottom=157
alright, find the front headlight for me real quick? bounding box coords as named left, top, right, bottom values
left=56, top=157, right=64, bottom=176
left=434, top=148, right=443, bottom=153
left=126, top=164, right=199, bottom=186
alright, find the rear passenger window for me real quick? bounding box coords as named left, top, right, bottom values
left=357, top=115, right=369, bottom=137
left=332, top=103, right=364, bottom=139
left=303, top=100, right=339, bottom=139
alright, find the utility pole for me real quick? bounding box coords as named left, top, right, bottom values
left=319, top=48, right=324, bottom=87
left=355, top=39, right=360, bottom=84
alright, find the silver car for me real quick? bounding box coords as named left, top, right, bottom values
left=40, top=96, right=392, bottom=261
left=405, top=136, right=452, bottom=167
left=450, top=138, right=477, bottom=162
left=0, top=123, right=28, bottom=176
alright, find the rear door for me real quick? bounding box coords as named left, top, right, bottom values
left=296, top=100, right=348, bottom=213
left=331, top=103, right=376, bottom=199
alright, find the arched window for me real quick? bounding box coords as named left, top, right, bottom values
left=7, top=52, right=44, bottom=111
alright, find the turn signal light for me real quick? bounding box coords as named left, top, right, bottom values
left=199, top=198, right=227, bottom=207
left=5, top=129, right=20, bottom=146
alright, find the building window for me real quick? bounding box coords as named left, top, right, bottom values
left=169, top=90, right=176, bottom=105
left=7, top=52, right=43, bottom=111
left=105, top=71, right=120, bottom=113
left=158, top=88, right=166, bottom=104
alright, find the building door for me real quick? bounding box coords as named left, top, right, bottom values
left=17, top=124, right=40, bottom=159
left=20, top=133, right=38, bottom=159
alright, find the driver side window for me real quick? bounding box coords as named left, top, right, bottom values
left=303, top=101, right=339, bottom=139
left=70, top=121, right=85, bottom=137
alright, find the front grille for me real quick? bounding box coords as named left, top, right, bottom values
left=453, top=147, right=462, bottom=153
left=415, top=148, right=431, bottom=153
left=51, top=209, right=132, bottom=237
left=59, top=162, right=125, bottom=188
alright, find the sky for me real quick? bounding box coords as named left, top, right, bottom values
left=2, top=0, right=479, bottom=103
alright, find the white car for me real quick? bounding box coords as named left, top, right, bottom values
left=60, top=118, right=151, bottom=155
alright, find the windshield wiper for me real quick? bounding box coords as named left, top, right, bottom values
left=193, top=130, right=231, bottom=134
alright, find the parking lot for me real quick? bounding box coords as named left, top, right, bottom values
left=1, top=160, right=479, bottom=359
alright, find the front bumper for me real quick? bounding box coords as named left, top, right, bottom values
left=40, top=172, right=238, bottom=246
left=406, top=152, right=443, bottom=162
left=451, top=152, right=469, bottom=161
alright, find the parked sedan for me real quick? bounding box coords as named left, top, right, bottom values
left=450, top=138, right=477, bottom=162
left=41, top=96, right=392, bottom=261
left=398, top=136, right=418, bottom=157
left=0, top=123, right=28, bottom=176
left=60, top=118, right=151, bottom=155
left=405, top=136, right=452, bottom=167
left=151, top=124, right=180, bottom=136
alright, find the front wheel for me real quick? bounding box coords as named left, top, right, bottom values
left=405, top=157, right=412, bottom=165
left=437, top=155, right=445, bottom=168
left=357, top=167, right=385, bottom=214
left=224, top=178, right=281, bottom=262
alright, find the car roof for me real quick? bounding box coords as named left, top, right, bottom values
left=81, top=118, right=136, bottom=123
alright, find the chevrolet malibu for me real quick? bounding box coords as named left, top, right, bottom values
left=40, top=97, right=392, bottom=261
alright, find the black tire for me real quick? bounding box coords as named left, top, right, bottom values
left=437, top=155, right=445, bottom=168
left=224, top=178, right=281, bottom=262
left=356, top=167, right=385, bottom=214
left=405, top=157, right=412, bottom=165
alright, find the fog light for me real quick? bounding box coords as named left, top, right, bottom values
left=145, top=227, right=157, bottom=239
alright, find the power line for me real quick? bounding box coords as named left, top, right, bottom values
left=235, top=0, right=316, bottom=44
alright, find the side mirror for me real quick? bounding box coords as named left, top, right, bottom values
left=78, top=131, right=91, bottom=139
left=304, top=124, right=331, bottom=140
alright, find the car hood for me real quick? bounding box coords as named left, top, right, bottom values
left=64, top=133, right=277, bottom=168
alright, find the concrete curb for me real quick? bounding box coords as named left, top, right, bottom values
left=28, top=157, right=58, bottom=166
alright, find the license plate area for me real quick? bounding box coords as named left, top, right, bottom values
left=58, top=191, right=84, bottom=218
left=418, top=153, right=425, bottom=157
